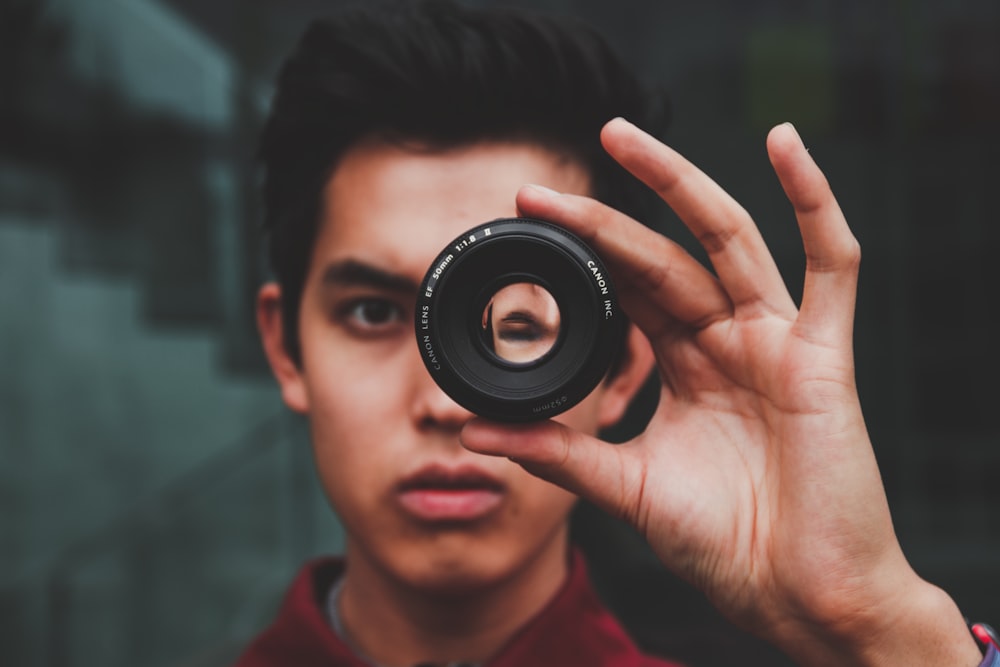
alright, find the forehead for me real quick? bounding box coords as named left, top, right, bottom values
left=310, top=140, right=592, bottom=280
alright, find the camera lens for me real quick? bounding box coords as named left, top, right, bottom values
left=416, top=217, right=624, bottom=422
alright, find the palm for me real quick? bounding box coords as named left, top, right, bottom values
left=635, top=312, right=885, bottom=626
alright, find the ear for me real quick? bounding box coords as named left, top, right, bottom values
left=596, top=324, right=656, bottom=429
left=256, top=282, right=310, bottom=413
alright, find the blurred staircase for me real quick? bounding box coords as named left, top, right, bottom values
left=0, top=1, right=343, bottom=666
left=0, top=216, right=340, bottom=667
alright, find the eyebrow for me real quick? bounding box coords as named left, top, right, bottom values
left=320, top=259, right=419, bottom=295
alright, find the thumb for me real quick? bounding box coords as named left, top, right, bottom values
left=461, top=418, right=642, bottom=522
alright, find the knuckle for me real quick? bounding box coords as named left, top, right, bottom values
left=696, top=208, right=754, bottom=255
left=697, top=221, right=740, bottom=255
left=846, top=235, right=862, bottom=265
left=649, top=170, right=682, bottom=201
left=836, top=234, right=862, bottom=270
left=807, top=234, right=861, bottom=273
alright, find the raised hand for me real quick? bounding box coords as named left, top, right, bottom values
left=462, top=119, right=981, bottom=667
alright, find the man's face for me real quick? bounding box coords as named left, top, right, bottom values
left=264, top=140, right=617, bottom=592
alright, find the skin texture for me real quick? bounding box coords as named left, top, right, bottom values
left=257, top=139, right=653, bottom=666
left=462, top=119, right=984, bottom=667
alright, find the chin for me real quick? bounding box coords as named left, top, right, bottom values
left=391, top=539, right=523, bottom=596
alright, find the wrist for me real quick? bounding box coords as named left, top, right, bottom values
left=853, top=580, right=982, bottom=667
left=773, top=571, right=983, bottom=667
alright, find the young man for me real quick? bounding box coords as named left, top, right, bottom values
left=240, top=2, right=996, bottom=666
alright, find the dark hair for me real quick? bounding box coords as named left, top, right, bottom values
left=259, top=0, right=667, bottom=363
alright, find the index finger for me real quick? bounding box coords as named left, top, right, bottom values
left=515, top=185, right=732, bottom=333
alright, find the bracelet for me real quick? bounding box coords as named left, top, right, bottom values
left=971, top=622, right=999, bottom=654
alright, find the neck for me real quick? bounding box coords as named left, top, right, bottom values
left=337, top=530, right=571, bottom=667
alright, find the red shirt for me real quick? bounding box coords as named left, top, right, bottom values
left=235, top=551, right=684, bottom=667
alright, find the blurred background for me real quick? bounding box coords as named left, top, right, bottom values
left=1, top=0, right=997, bottom=665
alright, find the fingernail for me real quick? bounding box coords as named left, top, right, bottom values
left=606, top=116, right=639, bottom=133
left=782, top=121, right=802, bottom=142
left=525, top=183, right=560, bottom=196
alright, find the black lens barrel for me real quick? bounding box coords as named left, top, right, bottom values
left=416, top=218, right=624, bottom=422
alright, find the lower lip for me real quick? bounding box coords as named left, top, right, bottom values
left=397, top=488, right=503, bottom=521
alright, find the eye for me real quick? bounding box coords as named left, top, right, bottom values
left=338, top=298, right=404, bottom=335
left=497, top=316, right=543, bottom=343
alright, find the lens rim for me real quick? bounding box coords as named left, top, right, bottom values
left=416, top=217, right=624, bottom=422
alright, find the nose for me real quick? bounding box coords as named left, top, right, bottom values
left=410, top=359, right=475, bottom=432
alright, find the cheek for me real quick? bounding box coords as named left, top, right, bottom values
left=518, top=476, right=577, bottom=517
left=297, top=332, right=415, bottom=501
left=504, top=458, right=578, bottom=525
left=298, top=310, right=413, bottom=425
left=499, top=471, right=577, bottom=559
left=553, top=387, right=605, bottom=434
left=306, top=349, right=408, bottom=429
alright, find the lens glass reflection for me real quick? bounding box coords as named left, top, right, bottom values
left=480, top=282, right=561, bottom=364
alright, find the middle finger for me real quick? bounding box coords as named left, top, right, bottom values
left=601, top=118, right=796, bottom=319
